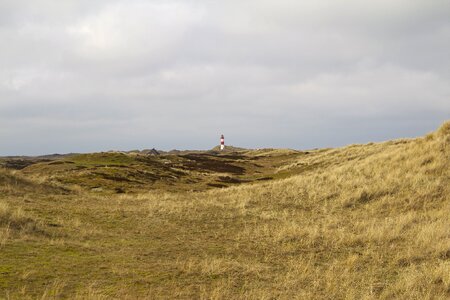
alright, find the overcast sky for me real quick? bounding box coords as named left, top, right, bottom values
left=1, top=0, right=449, bottom=155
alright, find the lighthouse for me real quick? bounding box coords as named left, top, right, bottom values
left=220, top=134, right=225, bottom=151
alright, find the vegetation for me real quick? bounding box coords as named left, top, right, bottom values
left=0, top=121, right=449, bottom=299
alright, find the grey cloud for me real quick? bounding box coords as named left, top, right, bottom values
left=1, top=0, right=449, bottom=155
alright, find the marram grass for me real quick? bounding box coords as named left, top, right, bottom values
left=0, top=121, right=449, bottom=299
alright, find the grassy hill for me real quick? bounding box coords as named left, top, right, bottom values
left=0, top=121, right=449, bottom=299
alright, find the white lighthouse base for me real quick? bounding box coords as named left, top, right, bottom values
left=220, top=145, right=225, bottom=150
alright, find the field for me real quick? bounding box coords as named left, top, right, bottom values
left=0, top=122, right=449, bottom=299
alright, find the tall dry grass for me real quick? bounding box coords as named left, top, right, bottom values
left=0, top=200, right=41, bottom=250
left=0, top=121, right=449, bottom=299
left=127, top=121, right=450, bottom=299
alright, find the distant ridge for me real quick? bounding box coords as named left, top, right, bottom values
left=210, top=145, right=247, bottom=152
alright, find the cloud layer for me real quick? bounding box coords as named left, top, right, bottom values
left=1, top=0, right=449, bottom=155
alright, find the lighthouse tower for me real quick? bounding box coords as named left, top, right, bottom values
left=220, top=134, right=225, bottom=151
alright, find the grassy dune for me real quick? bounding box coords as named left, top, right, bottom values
left=0, top=122, right=449, bottom=299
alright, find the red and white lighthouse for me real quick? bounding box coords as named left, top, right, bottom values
left=220, top=134, right=225, bottom=151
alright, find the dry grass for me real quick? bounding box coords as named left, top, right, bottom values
left=0, top=121, right=449, bottom=299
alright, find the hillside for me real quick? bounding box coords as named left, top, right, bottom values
left=0, top=121, right=449, bottom=299
left=0, top=149, right=309, bottom=193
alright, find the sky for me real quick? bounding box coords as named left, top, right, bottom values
left=1, top=0, right=449, bottom=155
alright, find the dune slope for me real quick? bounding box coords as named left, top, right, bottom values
left=0, top=122, right=448, bottom=299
